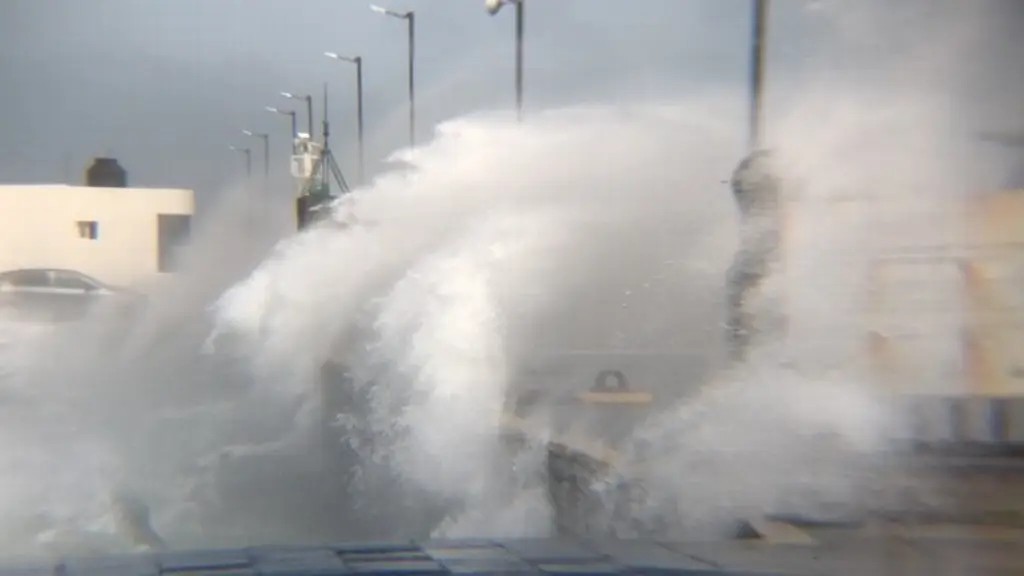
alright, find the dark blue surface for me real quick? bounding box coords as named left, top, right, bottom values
left=0, top=539, right=840, bottom=576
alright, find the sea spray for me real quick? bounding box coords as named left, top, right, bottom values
left=208, top=102, right=741, bottom=538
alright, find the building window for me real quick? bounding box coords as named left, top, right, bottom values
left=157, top=214, right=191, bottom=273
left=76, top=221, right=98, bottom=240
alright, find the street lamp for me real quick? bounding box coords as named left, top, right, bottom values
left=748, top=0, right=769, bottom=151
left=241, top=129, right=270, bottom=183
left=325, top=51, right=365, bottom=185
left=370, top=4, right=415, bottom=148
left=280, top=92, right=314, bottom=141
left=485, top=0, right=524, bottom=122
left=228, top=145, right=252, bottom=180
left=724, top=0, right=777, bottom=363
left=266, top=106, right=298, bottom=147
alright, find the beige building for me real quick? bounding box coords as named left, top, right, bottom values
left=0, top=178, right=194, bottom=288
left=783, top=187, right=1024, bottom=396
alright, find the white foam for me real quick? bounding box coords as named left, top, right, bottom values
left=0, top=2, right=1014, bottom=546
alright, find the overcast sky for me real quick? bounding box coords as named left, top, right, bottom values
left=0, top=0, right=1021, bottom=200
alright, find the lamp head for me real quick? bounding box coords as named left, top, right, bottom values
left=485, top=0, right=507, bottom=15
left=371, top=4, right=409, bottom=18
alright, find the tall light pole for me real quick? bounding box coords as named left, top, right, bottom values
left=370, top=4, right=415, bottom=148
left=241, top=129, right=270, bottom=185
left=325, top=52, right=365, bottom=185
left=749, top=0, right=769, bottom=151
left=266, top=106, right=298, bottom=149
left=228, top=145, right=252, bottom=180
left=281, top=92, right=314, bottom=140
left=726, top=0, right=778, bottom=363
left=485, top=0, right=524, bottom=122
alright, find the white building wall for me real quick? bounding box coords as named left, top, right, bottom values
left=0, top=184, right=194, bottom=287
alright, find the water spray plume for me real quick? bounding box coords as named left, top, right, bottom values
left=0, top=0, right=1018, bottom=555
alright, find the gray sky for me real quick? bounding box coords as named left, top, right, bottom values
left=0, top=0, right=1021, bottom=199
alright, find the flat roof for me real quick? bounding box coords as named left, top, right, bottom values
left=0, top=183, right=192, bottom=191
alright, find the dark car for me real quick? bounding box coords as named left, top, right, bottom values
left=0, top=268, right=145, bottom=323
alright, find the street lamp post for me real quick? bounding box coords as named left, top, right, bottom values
left=228, top=145, right=252, bottom=180
left=266, top=106, right=298, bottom=148
left=242, top=130, right=270, bottom=182
left=485, top=0, right=524, bottom=122
left=281, top=92, right=314, bottom=140
left=370, top=5, right=415, bottom=148
left=724, top=0, right=778, bottom=363
left=749, top=0, right=769, bottom=151
left=241, top=130, right=270, bottom=226
left=325, top=52, right=365, bottom=185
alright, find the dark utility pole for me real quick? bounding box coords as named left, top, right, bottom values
left=266, top=106, right=298, bottom=150
left=354, top=56, right=365, bottom=183
left=229, top=146, right=252, bottom=180
left=371, top=5, right=415, bottom=148
left=260, top=135, right=269, bottom=181
left=486, top=0, right=525, bottom=122
left=305, top=95, right=314, bottom=140
left=407, top=11, right=415, bottom=147
left=264, top=105, right=296, bottom=138
left=281, top=92, right=315, bottom=140
left=238, top=131, right=268, bottom=227
left=325, top=52, right=366, bottom=185
left=514, top=1, right=523, bottom=121
left=242, top=130, right=270, bottom=184
left=749, top=0, right=769, bottom=151
left=725, top=0, right=779, bottom=363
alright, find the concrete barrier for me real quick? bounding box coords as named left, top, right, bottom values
left=903, top=395, right=1024, bottom=454
left=322, top=358, right=1024, bottom=453
left=906, top=395, right=959, bottom=444
left=1007, top=397, right=1024, bottom=443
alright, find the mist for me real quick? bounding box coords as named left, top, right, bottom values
left=0, top=0, right=1021, bottom=559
